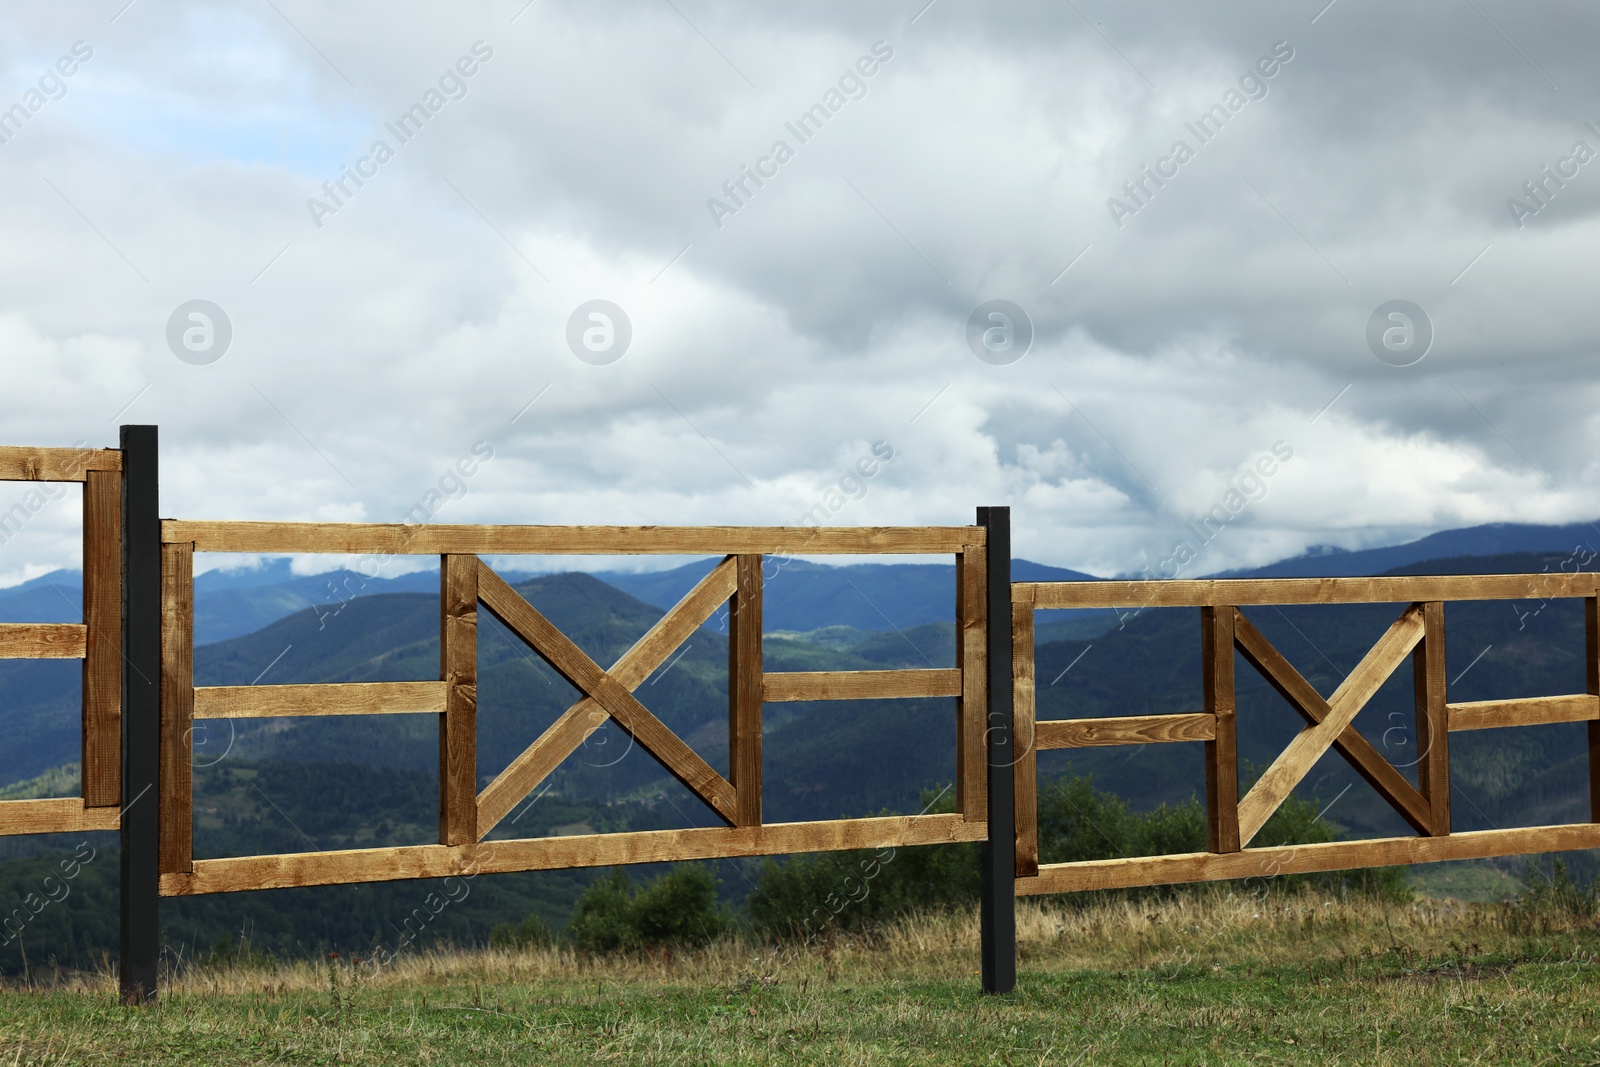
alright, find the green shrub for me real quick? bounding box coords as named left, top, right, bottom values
left=487, top=913, right=555, bottom=951
left=568, top=866, right=730, bottom=954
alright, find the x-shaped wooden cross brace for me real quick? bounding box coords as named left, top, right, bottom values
left=1232, top=603, right=1428, bottom=847
left=474, top=557, right=740, bottom=838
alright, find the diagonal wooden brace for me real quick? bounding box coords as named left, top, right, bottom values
left=476, top=560, right=739, bottom=832
left=1235, top=604, right=1425, bottom=846
left=1233, top=608, right=1432, bottom=836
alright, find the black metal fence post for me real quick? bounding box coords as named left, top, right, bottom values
left=978, top=505, right=1016, bottom=994
left=119, top=425, right=160, bottom=1004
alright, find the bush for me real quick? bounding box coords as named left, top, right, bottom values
left=487, top=913, right=555, bottom=951
left=568, top=866, right=730, bottom=954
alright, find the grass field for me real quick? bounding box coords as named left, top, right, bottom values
left=2, top=887, right=1598, bottom=1065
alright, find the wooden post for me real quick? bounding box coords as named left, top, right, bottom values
left=82, top=466, right=122, bottom=808
left=1415, top=601, right=1449, bottom=835
left=955, top=544, right=988, bottom=822
left=439, top=555, right=479, bottom=845
left=1202, top=606, right=1239, bottom=853
left=977, top=506, right=1015, bottom=995
left=1588, top=597, right=1600, bottom=822
left=1012, top=597, right=1038, bottom=877
left=159, top=540, right=194, bottom=877
left=728, top=554, right=763, bottom=826
left=119, top=425, right=160, bottom=1005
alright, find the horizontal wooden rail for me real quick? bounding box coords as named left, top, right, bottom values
left=159, top=812, right=988, bottom=895
left=193, top=681, right=449, bottom=719
left=763, top=669, right=962, bottom=702
left=0, top=623, right=87, bottom=659
left=1448, top=693, right=1599, bottom=731
left=1017, top=573, right=1599, bottom=609
left=0, top=446, right=121, bottom=481
left=1034, top=713, right=1216, bottom=749
left=1016, top=822, right=1600, bottom=894
left=162, top=521, right=982, bottom=556
left=0, top=798, right=120, bottom=837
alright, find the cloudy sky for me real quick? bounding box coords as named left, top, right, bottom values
left=0, top=0, right=1596, bottom=585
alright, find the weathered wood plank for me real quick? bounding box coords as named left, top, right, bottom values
left=729, top=554, right=763, bottom=827
left=0, top=798, right=120, bottom=837
left=1414, top=602, right=1449, bottom=834
left=1013, top=600, right=1038, bottom=877
left=439, top=555, right=478, bottom=846
left=159, top=812, right=989, bottom=895
left=1203, top=606, right=1239, bottom=853
left=1232, top=608, right=1432, bottom=837
left=1021, top=574, right=1600, bottom=609
left=0, top=446, right=120, bottom=481
left=477, top=565, right=738, bottom=825
left=159, top=541, right=195, bottom=875
left=762, top=669, right=962, bottom=702
left=1448, top=693, right=1600, bottom=731
left=1590, top=597, right=1600, bottom=822
left=193, top=681, right=448, bottom=719
left=474, top=556, right=739, bottom=839
left=161, top=520, right=981, bottom=556
left=1035, top=713, right=1217, bottom=749
left=1235, top=604, right=1425, bottom=846
left=81, top=469, right=121, bottom=807
left=1017, top=822, right=1600, bottom=895
left=0, top=624, right=86, bottom=659
left=958, top=545, right=987, bottom=822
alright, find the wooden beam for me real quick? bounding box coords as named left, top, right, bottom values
left=81, top=468, right=122, bottom=807
left=1012, top=600, right=1038, bottom=877
left=474, top=556, right=739, bottom=839
left=159, top=541, right=194, bottom=876
left=957, top=544, right=988, bottom=822
left=1590, top=597, right=1600, bottom=822
left=729, top=554, right=763, bottom=827
left=1235, top=604, right=1425, bottom=847
left=477, top=565, right=738, bottom=825
left=1448, top=694, right=1600, bottom=731
left=1414, top=602, right=1449, bottom=836
left=439, top=555, right=478, bottom=847
left=1203, top=606, right=1239, bottom=853
left=1036, top=713, right=1217, bottom=749
left=159, top=811, right=989, bottom=895
left=161, top=520, right=982, bottom=556
left=193, top=681, right=448, bottom=718
left=762, top=669, right=962, bottom=702
left=0, top=798, right=121, bottom=836
left=0, top=623, right=86, bottom=659
left=1017, top=821, right=1600, bottom=895
left=0, top=446, right=121, bottom=481
left=1020, top=573, right=1600, bottom=610
left=1232, top=608, right=1432, bottom=837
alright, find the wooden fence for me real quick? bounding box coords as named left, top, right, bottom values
left=4, top=426, right=1600, bottom=1005
left=1010, top=576, right=1600, bottom=895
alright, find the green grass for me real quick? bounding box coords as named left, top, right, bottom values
left=2, top=892, right=1599, bottom=1064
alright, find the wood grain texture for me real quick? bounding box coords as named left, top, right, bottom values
left=1447, top=694, right=1600, bottom=731
left=1590, top=597, right=1600, bottom=822
left=1036, top=713, right=1217, bottom=749
left=761, top=669, right=962, bottom=702
left=474, top=556, right=739, bottom=839
left=1021, top=574, right=1600, bottom=609
left=159, top=541, right=195, bottom=875
left=1017, top=822, right=1600, bottom=895
left=957, top=545, right=987, bottom=822
left=1202, top=605, right=1239, bottom=853
left=81, top=468, right=121, bottom=807
left=0, top=798, right=120, bottom=837
left=160, top=812, right=989, bottom=895
left=439, top=555, right=478, bottom=846
left=1234, top=604, right=1425, bottom=846
left=729, top=554, right=763, bottom=827
left=1414, top=602, right=1449, bottom=834
left=162, top=520, right=981, bottom=556
left=0, top=624, right=86, bottom=658
left=1232, top=608, right=1431, bottom=837
left=477, top=564, right=738, bottom=825
left=0, top=446, right=120, bottom=481
left=193, top=681, right=449, bottom=719
left=1012, top=600, right=1038, bottom=877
